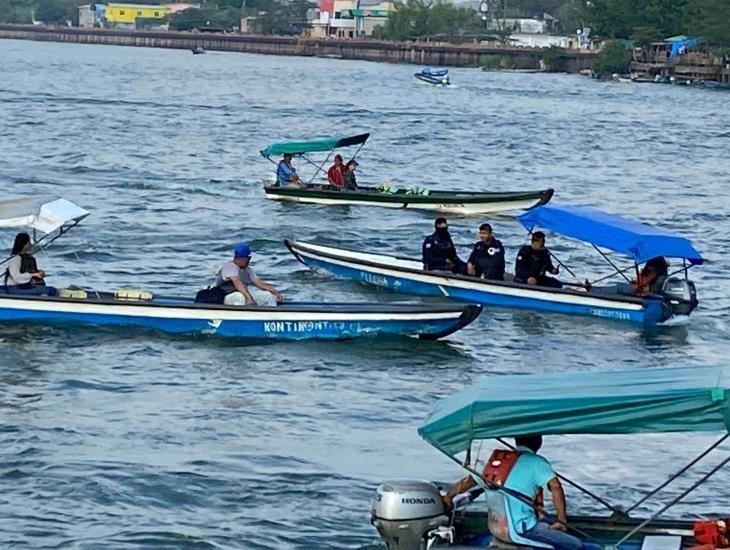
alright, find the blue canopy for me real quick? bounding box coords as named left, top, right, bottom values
left=419, top=365, right=730, bottom=456
left=518, top=205, right=703, bottom=265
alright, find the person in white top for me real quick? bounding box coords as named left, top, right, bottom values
left=216, top=242, right=283, bottom=307
left=4, top=232, right=56, bottom=296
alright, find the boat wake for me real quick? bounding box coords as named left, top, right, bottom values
left=659, top=314, right=691, bottom=327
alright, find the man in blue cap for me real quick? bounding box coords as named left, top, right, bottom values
left=215, top=242, right=283, bottom=307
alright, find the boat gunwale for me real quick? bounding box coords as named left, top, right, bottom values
left=264, top=186, right=554, bottom=205
left=285, top=239, right=656, bottom=308
left=0, top=291, right=477, bottom=316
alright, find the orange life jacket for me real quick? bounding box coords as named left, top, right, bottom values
left=482, top=449, right=544, bottom=508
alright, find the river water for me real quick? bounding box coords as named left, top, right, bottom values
left=0, top=39, right=729, bottom=548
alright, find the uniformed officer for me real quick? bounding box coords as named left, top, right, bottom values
left=514, top=231, right=562, bottom=288
left=467, top=223, right=505, bottom=281
left=422, top=217, right=465, bottom=274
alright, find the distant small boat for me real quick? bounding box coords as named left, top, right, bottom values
left=415, top=67, right=450, bottom=86
left=191, top=46, right=206, bottom=54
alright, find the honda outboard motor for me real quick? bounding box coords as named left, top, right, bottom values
left=661, top=277, right=698, bottom=316
left=371, top=480, right=449, bottom=550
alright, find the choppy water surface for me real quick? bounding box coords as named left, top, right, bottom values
left=0, top=39, right=729, bottom=548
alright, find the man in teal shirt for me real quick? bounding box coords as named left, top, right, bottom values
left=444, top=435, right=583, bottom=550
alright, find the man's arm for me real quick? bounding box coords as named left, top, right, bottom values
left=514, top=247, right=530, bottom=280
left=230, top=276, right=256, bottom=304
left=547, top=477, right=568, bottom=531
left=422, top=238, right=433, bottom=270
left=252, top=275, right=284, bottom=302
left=467, top=245, right=477, bottom=276
left=443, top=475, right=477, bottom=509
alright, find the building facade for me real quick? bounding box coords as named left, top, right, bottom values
left=308, top=0, right=393, bottom=38
left=105, top=3, right=171, bottom=27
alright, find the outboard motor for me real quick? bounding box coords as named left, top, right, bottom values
left=371, top=480, right=449, bottom=550
left=661, top=277, right=698, bottom=316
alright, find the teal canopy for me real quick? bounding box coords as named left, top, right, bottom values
left=260, top=133, right=370, bottom=158
left=418, top=366, right=730, bottom=456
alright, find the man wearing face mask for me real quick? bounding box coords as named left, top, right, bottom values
left=422, top=218, right=465, bottom=274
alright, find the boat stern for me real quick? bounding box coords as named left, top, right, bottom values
left=418, top=304, right=483, bottom=340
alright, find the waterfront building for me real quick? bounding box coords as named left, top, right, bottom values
left=105, top=3, right=171, bottom=28
left=307, top=0, right=394, bottom=38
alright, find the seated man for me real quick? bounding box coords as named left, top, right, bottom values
left=422, top=218, right=465, bottom=274
left=467, top=223, right=505, bottom=281
left=216, top=242, right=283, bottom=307
left=327, top=154, right=345, bottom=189
left=342, top=159, right=359, bottom=190
left=514, top=231, right=562, bottom=288
left=277, top=153, right=305, bottom=188
left=443, top=435, right=583, bottom=550
left=4, top=232, right=57, bottom=296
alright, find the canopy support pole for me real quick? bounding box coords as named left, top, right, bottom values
left=0, top=220, right=82, bottom=267
left=587, top=265, right=635, bottom=286
left=614, top=452, right=730, bottom=547
left=525, top=228, right=577, bottom=279
left=591, top=244, right=632, bottom=284
left=436, top=445, right=592, bottom=539
left=308, top=151, right=334, bottom=184
left=623, top=434, right=728, bottom=516
left=496, top=438, right=618, bottom=514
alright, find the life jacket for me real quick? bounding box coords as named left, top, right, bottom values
left=693, top=520, right=730, bottom=549
left=482, top=449, right=544, bottom=509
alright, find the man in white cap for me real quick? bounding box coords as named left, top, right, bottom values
left=216, top=242, right=283, bottom=307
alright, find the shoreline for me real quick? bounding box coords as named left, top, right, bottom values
left=0, top=24, right=595, bottom=71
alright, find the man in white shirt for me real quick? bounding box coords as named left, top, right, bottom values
left=216, top=242, right=283, bottom=307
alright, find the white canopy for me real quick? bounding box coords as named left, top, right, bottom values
left=0, top=196, right=89, bottom=234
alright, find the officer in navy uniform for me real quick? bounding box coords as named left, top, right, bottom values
left=467, top=223, right=505, bottom=281
left=422, top=217, right=465, bottom=274
left=514, top=231, right=562, bottom=288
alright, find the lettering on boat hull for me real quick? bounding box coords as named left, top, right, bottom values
left=589, top=308, right=632, bottom=321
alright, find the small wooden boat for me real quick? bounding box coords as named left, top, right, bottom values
left=0, top=196, right=481, bottom=340
left=372, top=365, right=730, bottom=549
left=261, top=133, right=553, bottom=215
left=0, top=292, right=482, bottom=340
left=191, top=46, right=206, bottom=54
left=285, top=204, right=703, bottom=326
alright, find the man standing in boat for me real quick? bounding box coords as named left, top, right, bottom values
left=422, top=218, right=465, bottom=274
left=467, top=223, right=505, bottom=281
left=277, top=153, right=305, bottom=188
left=443, top=435, right=583, bottom=550
left=216, top=243, right=283, bottom=307
left=327, top=154, right=345, bottom=189
left=514, top=231, right=562, bottom=288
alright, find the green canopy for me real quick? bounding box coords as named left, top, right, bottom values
left=418, top=366, right=730, bottom=456
left=260, top=133, right=370, bottom=158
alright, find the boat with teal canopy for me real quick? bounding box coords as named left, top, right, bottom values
left=259, top=133, right=553, bottom=215
left=370, top=366, right=730, bottom=549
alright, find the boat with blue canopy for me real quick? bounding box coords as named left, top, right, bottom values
left=371, top=365, right=730, bottom=549
left=0, top=197, right=482, bottom=340
left=261, top=133, right=553, bottom=215
left=284, top=204, right=703, bottom=326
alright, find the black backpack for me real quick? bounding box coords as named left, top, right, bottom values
left=194, top=286, right=227, bottom=304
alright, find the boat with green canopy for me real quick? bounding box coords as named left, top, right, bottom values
left=260, top=133, right=554, bottom=215
left=371, top=365, right=730, bottom=549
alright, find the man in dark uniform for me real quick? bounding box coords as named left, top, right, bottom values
left=422, top=217, right=465, bottom=274
left=514, top=231, right=562, bottom=288
left=467, top=223, right=505, bottom=281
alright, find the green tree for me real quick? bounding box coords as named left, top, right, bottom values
left=168, top=6, right=241, bottom=30
left=592, top=38, right=630, bottom=75
left=376, top=0, right=481, bottom=42
left=586, top=0, right=687, bottom=39
left=686, top=0, right=730, bottom=51
left=34, top=0, right=69, bottom=23
left=0, top=0, right=33, bottom=23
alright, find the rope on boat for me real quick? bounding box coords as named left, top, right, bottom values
left=623, top=434, right=729, bottom=516
left=614, top=452, right=730, bottom=547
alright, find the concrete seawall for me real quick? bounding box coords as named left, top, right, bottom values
left=0, top=24, right=595, bottom=71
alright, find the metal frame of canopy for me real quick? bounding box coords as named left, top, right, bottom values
left=517, top=204, right=704, bottom=289
left=419, top=366, right=730, bottom=546
left=0, top=197, right=89, bottom=267
left=260, top=133, right=370, bottom=185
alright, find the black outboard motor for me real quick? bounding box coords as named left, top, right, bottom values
left=661, top=277, right=698, bottom=316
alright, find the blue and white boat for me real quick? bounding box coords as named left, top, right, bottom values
left=285, top=204, right=703, bottom=326
left=0, top=293, right=482, bottom=340
left=415, top=67, right=451, bottom=86
left=0, top=196, right=481, bottom=341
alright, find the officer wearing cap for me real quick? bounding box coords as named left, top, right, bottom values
left=215, top=242, right=284, bottom=307
left=467, top=223, right=505, bottom=281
